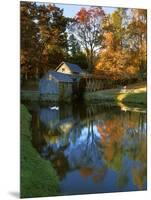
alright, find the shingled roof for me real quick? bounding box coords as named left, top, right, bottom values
left=56, top=62, right=83, bottom=74
left=47, top=71, right=73, bottom=82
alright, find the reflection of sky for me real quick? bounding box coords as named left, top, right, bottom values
left=60, top=154, right=146, bottom=195
left=60, top=169, right=117, bottom=195
left=64, top=125, right=102, bottom=169
left=70, top=126, right=101, bottom=145
left=35, top=104, right=147, bottom=194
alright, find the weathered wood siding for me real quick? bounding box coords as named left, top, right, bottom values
left=59, top=82, right=72, bottom=99
left=39, top=79, right=59, bottom=94
left=39, top=78, right=73, bottom=102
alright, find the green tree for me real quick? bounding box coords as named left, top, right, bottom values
left=68, top=34, right=88, bottom=69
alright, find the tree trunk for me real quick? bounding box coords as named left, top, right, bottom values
left=35, top=67, right=39, bottom=80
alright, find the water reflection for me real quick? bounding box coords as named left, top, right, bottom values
left=30, top=103, right=147, bottom=195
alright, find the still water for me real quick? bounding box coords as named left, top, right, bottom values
left=29, top=103, right=147, bottom=195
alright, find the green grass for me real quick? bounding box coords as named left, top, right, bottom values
left=84, top=83, right=147, bottom=105
left=21, top=104, right=60, bottom=198
left=122, top=92, right=146, bottom=105
left=21, top=90, right=40, bottom=101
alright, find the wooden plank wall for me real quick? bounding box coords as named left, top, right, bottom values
left=84, top=77, right=104, bottom=92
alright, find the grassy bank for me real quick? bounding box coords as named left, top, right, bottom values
left=84, top=83, right=147, bottom=105
left=118, top=91, right=146, bottom=105
left=21, top=81, right=147, bottom=105
left=21, top=90, right=40, bottom=101
left=21, top=104, right=59, bottom=198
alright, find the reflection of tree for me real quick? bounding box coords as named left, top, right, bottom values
left=50, top=151, right=69, bottom=180
left=80, top=165, right=107, bottom=184
left=92, top=166, right=107, bottom=183
left=84, top=120, right=101, bottom=159
left=96, top=111, right=147, bottom=190
left=31, top=103, right=147, bottom=190
left=35, top=115, right=105, bottom=182
left=128, top=133, right=147, bottom=190
left=116, top=169, right=129, bottom=189
left=132, top=164, right=146, bottom=190
left=80, top=167, right=93, bottom=179
left=97, top=117, right=124, bottom=171
left=31, top=111, right=71, bottom=179
left=31, top=111, right=47, bottom=153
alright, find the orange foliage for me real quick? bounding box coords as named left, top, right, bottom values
left=80, top=167, right=93, bottom=179
left=104, top=32, right=114, bottom=47
left=75, top=8, right=89, bottom=23
left=97, top=118, right=124, bottom=143
left=95, top=8, right=147, bottom=80
left=104, top=143, right=114, bottom=162
left=96, top=113, right=142, bottom=163
left=75, top=7, right=105, bottom=24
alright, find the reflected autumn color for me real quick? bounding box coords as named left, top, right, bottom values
left=30, top=103, right=147, bottom=195
left=97, top=111, right=147, bottom=189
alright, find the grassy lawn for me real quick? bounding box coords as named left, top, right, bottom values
left=21, top=80, right=147, bottom=105
left=21, top=104, right=60, bottom=198
left=118, top=91, right=146, bottom=105
left=84, top=82, right=147, bottom=105
left=21, top=90, right=40, bottom=101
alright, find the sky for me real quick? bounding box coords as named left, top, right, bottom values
left=37, top=2, right=117, bottom=17
left=55, top=3, right=116, bottom=17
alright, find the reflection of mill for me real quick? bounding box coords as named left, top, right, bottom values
left=31, top=103, right=109, bottom=181
left=31, top=103, right=147, bottom=190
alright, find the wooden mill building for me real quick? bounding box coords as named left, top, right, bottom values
left=39, top=61, right=107, bottom=101
left=55, top=62, right=84, bottom=79
left=39, top=62, right=84, bottom=101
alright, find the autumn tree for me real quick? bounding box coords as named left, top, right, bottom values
left=21, top=2, right=39, bottom=80
left=95, top=8, right=147, bottom=82
left=127, top=9, right=147, bottom=77
left=21, top=3, right=147, bottom=84
left=36, top=4, right=69, bottom=73
left=21, top=2, right=69, bottom=80
left=70, top=7, right=105, bottom=72
left=95, top=8, right=132, bottom=81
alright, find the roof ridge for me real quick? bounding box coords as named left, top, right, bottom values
left=48, top=71, right=73, bottom=82
left=55, top=61, right=82, bottom=73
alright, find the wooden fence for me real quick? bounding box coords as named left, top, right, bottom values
left=78, top=74, right=138, bottom=93
left=79, top=75, right=115, bottom=92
